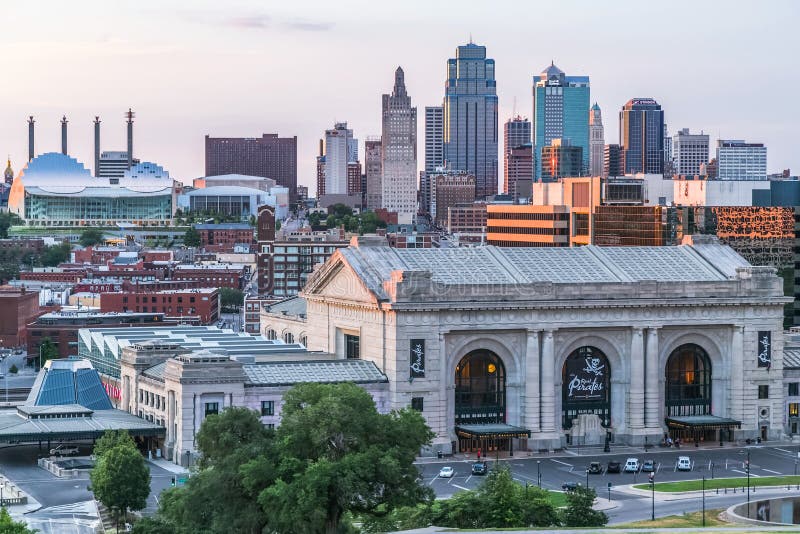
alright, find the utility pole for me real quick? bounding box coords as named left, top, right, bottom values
left=746, top=449, right=751, bottom=517
left=702, top=476, right=706, bottom=526
left=649, top=473, right=655, bottom=521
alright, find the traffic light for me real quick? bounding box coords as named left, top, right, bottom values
left=171, top=476, right=176, bottom=487
left=745, top=461, right=749, bottom=474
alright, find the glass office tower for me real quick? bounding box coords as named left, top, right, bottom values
left=620, top=98, right=665, bottom=175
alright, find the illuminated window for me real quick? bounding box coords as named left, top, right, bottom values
left=790, top=403, right=799, bottom=417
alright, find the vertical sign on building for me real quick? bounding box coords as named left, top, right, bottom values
left=757, top=331, right=771, bottom=368
left=410, top=339, right=425, bottom=378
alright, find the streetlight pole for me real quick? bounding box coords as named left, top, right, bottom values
left=537, top=460, right=541, bottom=488
left=702, top=476, right=706, bottom=527
left=746, top=449, right=751, bottom=517
left=585, top=468, right=589, bottom=490
left=649, top=473, right=655, bottom=521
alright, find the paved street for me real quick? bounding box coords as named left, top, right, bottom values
left=416, top=443, right=800, bottom=522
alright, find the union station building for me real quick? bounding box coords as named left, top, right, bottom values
left=282, top=235, right=789, bottom=453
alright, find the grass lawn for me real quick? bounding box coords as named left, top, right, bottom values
left=633, top=475, right=800, bottom=492
left=547, top=491, right=568, bottom=507
left=612, top=509, right=727, bottom=528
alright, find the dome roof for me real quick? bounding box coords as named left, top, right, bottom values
left=17, top=152, right=93, bottom=186
left=541, top=61, right=564, bottom=77
left=591, top=102, right=601, bottom=111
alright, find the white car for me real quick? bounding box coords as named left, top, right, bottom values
left=677, top=456, right=692, bottom=471
left=623, top=458, right=640, bottom=473
left=50, top=445, right=80, bottom=456
left=439, top=466, right=455, bottom=478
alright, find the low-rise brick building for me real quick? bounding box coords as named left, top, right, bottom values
left=0, top=287, right=41, bottom=347
left=100, top=288, right=219, bottom=325
left=195, top=223, right=254, bottom=253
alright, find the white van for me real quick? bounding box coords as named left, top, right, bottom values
left=677, top=456, right=692, bottom=471
left=624, top=458, right=640, bottom=473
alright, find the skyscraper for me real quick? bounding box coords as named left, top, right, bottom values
left=532, top=62, right=590, bottom=181
left=619, top=98, right=664, bottom=175
left=503, top=116, right=531, bottom=198
left=321, top=122, right=354, bottom=196
left=381, top=67, right=418, bottom=224
left=442, top=42, right=498, bottom=200
left=425, top=106, right=444, bottom=173
left=673, top=128, right=709, bottom=176
left=604, top=144, right=623, bottom=177
left=589, top=103, right=604, bottom=177
left=540, top=139, right=583, bottom=181
left=504, top=116, right=531, bottom=158
left=204, top=133, right=297, bottom=199
left=365, top=138, right=383, bottom=210
left=716, top=139, right=767, bottom=181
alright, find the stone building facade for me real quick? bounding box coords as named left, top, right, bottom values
left=298, top=236, right=789, bottom=453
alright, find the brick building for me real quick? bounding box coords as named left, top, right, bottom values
left=100, top=288, right=219, bottom=325
left=171, top=265, right=246, bottom=290
left=0, top=238, right=44, bottom=254
left=0, top=287, right=41, bottom=347
left=195, top=223, right=254, bottom=253
left=447, top=203, right=487, bottom=243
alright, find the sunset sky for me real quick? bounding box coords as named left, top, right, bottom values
left=2, top=0, right=797, bottom=191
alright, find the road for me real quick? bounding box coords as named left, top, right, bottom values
left=416, top=444, right=800, bottom=522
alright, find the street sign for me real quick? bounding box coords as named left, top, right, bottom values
left=178, top=477, right=187, bottom=485
left=607, top=482, right=612, bottom=488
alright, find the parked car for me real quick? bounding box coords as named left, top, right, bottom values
left=606, top=460, right=621, bottom=473
left=50, top=445, right=80, bottom=456
left=561, top=481, right=580, bottom=491
left=588, top=461, right=603, bottom=474
left=623, top=458, right=641, bottom=473
left=641, top=459, right=655, bottom=473
left=677, top=456, right=692, bottom=471
left=471, top=461, right=488, bottom=475
left=439, top=466, right=455, bottom=478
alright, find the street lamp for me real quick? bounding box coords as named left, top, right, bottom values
left=649, top=473, right=655, bottom=521
left=701, top=476, right=706, bottom=527
left=537, top=460, right=541, bottom=488
left=746, top=449, right=751, bottom=517
left=585, top=468, right=589, bottom=490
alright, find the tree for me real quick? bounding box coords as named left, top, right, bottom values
left=246, top=382, right=434, bottom=534
left=9, top=364, right=18, bottom=374
left=0, top=212, right=22, bottom=239
left=37, top=337, right=58, bottom=368
left=183, top=227, right=201, bottom=248
left=0, top=507, right=36, bottom=534
left=131, top=516, right=175, bottom=534
left=560, top=485, right=607, bottom=527
left=90, top=437, right=151, bottom=531
left=219, top=287, right=244, bottom=311
left=79, top=228, right=105, bottom=247
left=94, top=430, right=136, bottom=459
left=40, top=242, right=71, bottom=267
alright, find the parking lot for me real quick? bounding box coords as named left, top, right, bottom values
left=417, top=444, right=800, bottom=499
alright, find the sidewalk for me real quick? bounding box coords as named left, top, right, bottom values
left=147, top=457, right=189, bottom=475
left=615, top=482, right=800, bottom=502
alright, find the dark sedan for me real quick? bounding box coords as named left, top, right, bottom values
left=606, top=460, right=621, bottom=473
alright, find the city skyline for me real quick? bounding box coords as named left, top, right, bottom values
left=2, top=0, right=798, bottom=193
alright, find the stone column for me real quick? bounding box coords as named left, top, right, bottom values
left=645, top=327, right=660, bottom=429
left=525, top=330, right=541, bottom=432
left=122, top=375, right=131, bottom=413
left=629, top=328, right=645, bottom=430
left=167, top=390, right=175, bottom=445
left=540, top=330, right=556, bottom=433
left=730, top=325, right=744, bottom=422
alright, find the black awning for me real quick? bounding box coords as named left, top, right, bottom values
left=665, top=416, right=742, bottom=430
left=455, top=424, right=530, bottom=439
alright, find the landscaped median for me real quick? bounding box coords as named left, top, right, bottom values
left=633, top=475, right=800, bottom=492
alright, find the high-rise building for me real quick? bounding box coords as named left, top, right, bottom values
left=604, top=144, right=624, bottom=177
left=716, top=139, right=767, bottom=181
left=663, top=124, right=673, bottom=174
left=96, top=151, right=140, bottom=179
left=619, top=98, right=664, bottom=175
left=504, top=117, right=531, bottom=159
left=430, top=171, right=476, bottom=228
left=364, top=138, right=382, bottom=210
left=673, top=128, right=710, bottom=176
left=505, top=145, right=533, bottom=202
left=503, top=116, right=532, bottom=199
left=425, top=106, right=444, bottom=173
left=532, top=62, right=590, bottom=181
left=381, top=67, right=418, bottom=224
left=319, top=122, right=354, bottom=196
left=541, top=140, right=583, bottom=182
left=347, top=162, right=362, bottom=196
left=589, top=103, right=604, bottom=177
left=443, top=42, right=498, bottom=200
left=204, top=134, right=297, bottom=199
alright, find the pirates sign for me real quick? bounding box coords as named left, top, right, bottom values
left=757, top=331, right=771, bottom=368
left=410, top=339, right=425, bottom=378
left=564, top=349, right=609, bottom=401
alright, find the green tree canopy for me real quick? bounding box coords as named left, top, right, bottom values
left=90, top=435, right=151, bottom=530
left=93, top=430, right=135, bottom=459
left=79, top=228, right=105, bottom=247
left=132, top=516, right=175, bottom=534
left=0, top=507, right=36, bottom=534
left=183, top=227, right=201, bottom=247
left=0, top=212, right=23, bottom=239
left=560, top=485, right=608, bottom=527
left=37, top=337, right=59, bottom=368
left=218, top=287, right=244, bottom=311
left=40, top=242, right=71, bottom=267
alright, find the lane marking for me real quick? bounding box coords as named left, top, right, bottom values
left=762, top=469, right=781, bottom=475
left=775, top=448, right=791, bottom=454
left=452, top=484, right=469, bottom=491
left=551, top=459, right=573, bottom=467
left=730, top=469, right=746, bottom=475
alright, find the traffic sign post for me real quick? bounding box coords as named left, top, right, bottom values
left=607, top=482, right=612, bottom=503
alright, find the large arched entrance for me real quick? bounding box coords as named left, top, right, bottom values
left=561, top=346, right=611, bottom=430
left=665, top=343, right=714, bottom=442
left=455, top=350, right=506, bottom=453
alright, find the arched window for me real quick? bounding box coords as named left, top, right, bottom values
left=299, top=334, right=307, bottom=347
left=454, top=350, right=505, bottom=425
left=562, top=347, right=611, bottom=429
left=283, top=332, right=295, bottom=344
left=665, top=344, right=711, bottom=416
left=265, top=328, right=277, bottom=340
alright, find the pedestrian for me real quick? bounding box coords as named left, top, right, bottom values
left=477, top=448, right=481, bottom=460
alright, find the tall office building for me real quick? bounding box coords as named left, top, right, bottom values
left=663, top=124, right=673, bottom=170
left=541, top=139, right=583, bottom=182
left=589, top=103, right=604, bottom=177
left=504, top=116, right=531, bottom=157
left=503, top=116, right=531, bottom=197
left=318, top=122, right=354, bottom=196
left=532, top=62, right=590, bottom=181
left=97, top=151, right=140, bottom=179
left=204, top=134, right=297, bottom=199
left=619, top=98, right=664, bottom=175
left=381, top=67, right=418, bottom=224
left=673, top=128, right=709, bottom=176
left=505, top=145, right=533, bottom=202
left=365, top=138, right=383, bottom=210
left=425, top=106, right=444, bottom=173
left=604, top=144, right=624, bottom=177
left=716, top=139, right=767, bottom=181
left=442, top=42, right=498, bottom=200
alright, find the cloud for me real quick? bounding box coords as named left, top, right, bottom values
left=226, top=14, right=271, bottom=29
left=283, top=19, right=334, bottom=32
